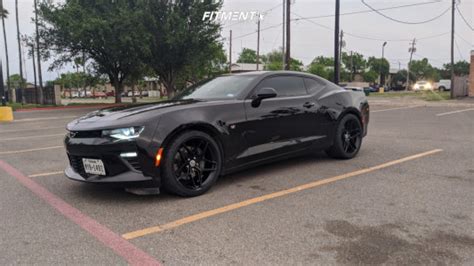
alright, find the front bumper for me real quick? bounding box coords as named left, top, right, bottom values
left=64, top=134, right=160, bottom=186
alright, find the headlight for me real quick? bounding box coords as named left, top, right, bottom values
left=102, top=127, right=144, bottom=140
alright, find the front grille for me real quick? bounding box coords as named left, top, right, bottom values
left=124, top=157, right=142, bottom=171
left=68, top=155, right=88, bottom=178
left=69, top=130, right=102, bottom=138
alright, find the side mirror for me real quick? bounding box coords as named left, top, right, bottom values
left=251, top=87, right=277, bottom=107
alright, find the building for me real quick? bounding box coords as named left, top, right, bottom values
left=470, top=50, right=474, bottom=97
left=230, top=63, right=266, bottom=73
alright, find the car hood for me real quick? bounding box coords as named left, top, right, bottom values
left=66, top=99, right=201, bottom=131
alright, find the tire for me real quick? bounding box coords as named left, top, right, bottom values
left=439, top=86, right=445, bottom=92
left=161, top=130, right=222, bottom=197
left=326, top=114, right=363, bottom=159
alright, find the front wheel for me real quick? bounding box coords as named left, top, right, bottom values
left=326, top=114, right=363, bottom=159
left=161, top=131, right=222, bottom=197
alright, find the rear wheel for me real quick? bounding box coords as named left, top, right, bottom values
left=439, top=86, right=446, bottom=92
left=326, top=114, right=363, bottom=159
left=161, top=131, right=222, bottom=197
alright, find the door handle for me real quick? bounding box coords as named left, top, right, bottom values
left=303, top=102, right=315, bottom=108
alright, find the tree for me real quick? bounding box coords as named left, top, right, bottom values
left=362, top=70, right=378, bottom=83
left=342, top=52, right=366, bottom=81
left=367, top=57, right=390, bottom=84
left=0, top=1, right=10, bottom=94
left=8, top=74, right=26, bottom=89
left=237, top=48, right=257, bottom=64
left=311, top=56, right=334, bottom=67
left=408, top=58, right=439, bottom=81
left=442, top=61, right=470, bottom=78
left=263, top=49, right=303, bottom=71
left=142, top=0, right=222, bottom=98
left=307, top=63, right=330, bottom=80
left=390, top=70, right=415, bottom=89
left=15, top=0, right=24, bottom=103
left=39, top=0, right=149, bottom=103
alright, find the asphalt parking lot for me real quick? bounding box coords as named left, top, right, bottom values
left=1, top=102, right=473, bottom=265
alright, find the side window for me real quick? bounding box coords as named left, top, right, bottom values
left=304, top=78, right=326, bottom=94
left=258, top=76, right=307, bottom=97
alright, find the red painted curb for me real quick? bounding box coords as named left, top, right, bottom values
left=15, top=104, right=122, bottom=112
left=0, top=160, right=161, bottom=266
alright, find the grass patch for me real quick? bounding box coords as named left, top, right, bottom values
left=368, top=91, right=451, bottom=101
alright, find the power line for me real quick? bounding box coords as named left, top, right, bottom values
left=292, top=11, right=450, bottom=42
left=233, top=23, right=282, bottom=40
left=456, top=5, right=473, bottom=31
left=293, top=1, right=443, bottom=21
left=454, top=39, right=465, bottom=61
left=361, top=0, right=450, bottom=25
left=455, top=32, right=473, bottom=47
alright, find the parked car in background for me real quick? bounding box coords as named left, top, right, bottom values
left=437, top=79, right=451, bottom=91
left=106, top=91, right=115, bottom=97
left=92, top=91, right=107, bottom=98
left=413, top=81, right=433, bottom=91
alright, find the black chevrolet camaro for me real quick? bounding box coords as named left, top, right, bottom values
left=65, top=71, right=369, bottom=196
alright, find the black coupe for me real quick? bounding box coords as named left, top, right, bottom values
left=65, top=71, right=369, bottom=196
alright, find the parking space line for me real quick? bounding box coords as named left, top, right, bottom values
left=371, top=105, right=422, bottom=113
left=122, top=149, right=443, bottom=240
left=28, top=171, right=64, bottom=178
left=0, top=134, right=65, bottom=142
left=12, top=116, right=77, bottom=122
left=0, top=146, right=63, bottom=155
left=0, top=160, right=160, bottom=265
left=436, top=108, right=474, bottom=116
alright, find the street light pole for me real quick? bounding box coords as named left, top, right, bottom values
left=380, top=41, right=387, bottom=86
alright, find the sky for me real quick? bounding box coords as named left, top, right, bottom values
left=0, top=0, right=473, bottom=83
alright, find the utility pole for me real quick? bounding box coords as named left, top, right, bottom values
left=334, top=0, right=340, bottom=84
left=256, top=19, right=260, bottom=71
left=0, top=60, right=4, bottom=101
left=282, top=0, right=285, bottom=70
left=450, top=0, right=455, bottom=99
left=34, top=0, right=43, bottom=104
left=285, top=0, right=291, bottom=70
left=407, top=38, right=416, bottom=91
left=229, top=30, right=232, bottom=73
left=380, top=41, right=387, bottom=86
left=337, top=30, right=343, bottom=84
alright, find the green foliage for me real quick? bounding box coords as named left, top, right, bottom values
left=263, top=49, right=303, bottom=71
left=141, top=0, right=222, bottom=97
left=390, top=70, right=416, bottom=88
left=442, top=61, right=470, bottom=77
left=39, top=0, right=150, bottom=103
left=54, top=72, right=105, bottom=89
left=237, top=48, right=257, bottom=64
left=8, top=74, right=26, bottom=89
left=342, top=52, right=366, bottom=74
left=362, top=70, right=378, bottom=83
left=408, top=58, right=439, bottom=81
left=311, top=56, right=334, bottom=67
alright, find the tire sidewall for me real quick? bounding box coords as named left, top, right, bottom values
left=331, top=114, right=363, bottom=159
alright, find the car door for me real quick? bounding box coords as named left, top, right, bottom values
left=238, top=75, right=320, bottom=163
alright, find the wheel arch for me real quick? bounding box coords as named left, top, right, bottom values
left=160, top=122, right=225, bottom=161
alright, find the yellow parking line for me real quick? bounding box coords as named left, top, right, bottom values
left=28, top=171, right=64, bottom=178
left=0, top=133, right=64, bottom=141
left=371, top=105, right=421, bottom=113
left=122, top=149, right=443, bottom=240
left=0, top=146, right=63, bottom=155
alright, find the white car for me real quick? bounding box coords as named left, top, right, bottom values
left=437, top=79, right=451, bottom=91
left=413, top=81, right=433, bottom=91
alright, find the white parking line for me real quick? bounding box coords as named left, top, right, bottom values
left=371, top=105, right=422, bottom=113
left=12, top=116, right=77, bottom=122
left=0, top=126, right=65, bottom=134
left=0, top=133, right=65, bottom=141
left=0, top=146, right=63, bottom=155
left=436, top=108, right=474, bottom=117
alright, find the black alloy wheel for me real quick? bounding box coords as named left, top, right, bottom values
left=326, top=114, right=362, bottom=159
left=162, top=131, right=222, bottom=197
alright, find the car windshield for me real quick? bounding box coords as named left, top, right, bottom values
left=174, top=75, right=256, bottom=100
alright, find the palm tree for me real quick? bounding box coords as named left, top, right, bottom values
left=0, top=1, right=10, bottom=98
left=15, top=0, right=24, bottom=103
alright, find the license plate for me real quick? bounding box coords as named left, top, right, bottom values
left=82, top=158, right=106, bottom=175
